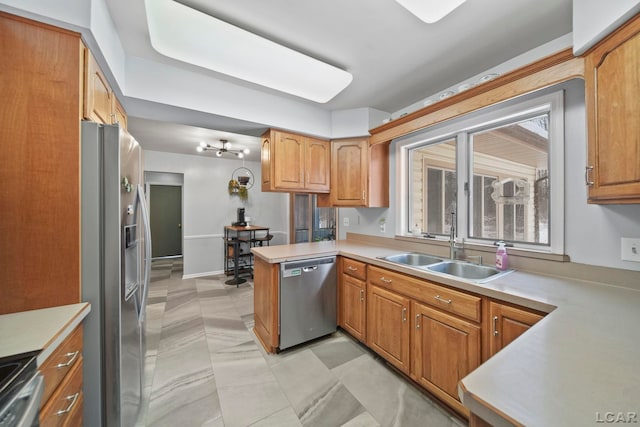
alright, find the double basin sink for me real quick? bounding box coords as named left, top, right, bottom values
left=378, top=253, right=512, bottom=283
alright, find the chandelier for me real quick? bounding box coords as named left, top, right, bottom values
left=197, top=139, right=250, bottom=158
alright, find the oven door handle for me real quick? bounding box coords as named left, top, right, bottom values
left=16, top=373, right=44, bottom=427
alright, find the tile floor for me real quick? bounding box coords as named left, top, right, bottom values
left=136, top=259, right=466, bottom=427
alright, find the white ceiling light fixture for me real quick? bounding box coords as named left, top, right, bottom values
left=144, top=0, right=353, bottom=103
left=395, top=0, right=467, bottom=23
left=197, top=139, right=250, bottom=158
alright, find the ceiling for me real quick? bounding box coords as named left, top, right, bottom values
left=108, top=0, right=573, bottom=160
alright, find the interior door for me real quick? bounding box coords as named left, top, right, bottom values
left=149, top=185, right=182, bottom=257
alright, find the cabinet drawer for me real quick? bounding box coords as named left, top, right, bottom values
left=40, top=359, right=83, bottom=427
left=342, top=257, right=367, bottom=281
left=40, top=325, right=83, bottom=407
left=368, top=266, right=481, bottom=323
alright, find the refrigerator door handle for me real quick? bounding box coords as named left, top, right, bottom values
left=136, top=184, right=152, bottom=323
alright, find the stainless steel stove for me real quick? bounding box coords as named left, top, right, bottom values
left=0, top=351, right=43, bottom=427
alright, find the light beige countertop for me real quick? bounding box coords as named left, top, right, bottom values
left=252, top=241, right=640, bottom=426
left=0, top=303, right=91, bottom=365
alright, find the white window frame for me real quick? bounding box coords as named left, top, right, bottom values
left=396, top=90, right=564, bottom=254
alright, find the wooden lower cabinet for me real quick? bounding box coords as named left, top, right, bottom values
left=40, top=325, right=84, bottom=427
left=366, top=285, right=411, bottom=374
left=340, top=274, right=367, bottom=342
left=488, top=301, right=543, bottom=357
left=253, top=256, right=280, bottom=353
left=412, top=302, right=480, bottom=415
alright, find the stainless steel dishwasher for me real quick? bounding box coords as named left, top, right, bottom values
left=279, top=256, right=337, bottom=350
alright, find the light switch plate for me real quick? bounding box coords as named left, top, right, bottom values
left=621, top=238, right=640, bottom=262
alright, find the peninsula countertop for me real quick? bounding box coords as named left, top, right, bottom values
left=252, top=240, right=640, bottom=426
left=0, top=303, right=91, bottom=365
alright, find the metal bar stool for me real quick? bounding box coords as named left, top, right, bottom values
left=224, top=238, right=246, bottom=287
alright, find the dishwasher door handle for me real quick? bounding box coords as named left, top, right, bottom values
left=302, top=266, right=318, bottom=272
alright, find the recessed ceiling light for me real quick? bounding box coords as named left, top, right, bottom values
left=145, top=0, right=353, bottom=103
left=479, top=73, right=500, bottom=83
left=439, top=90, right=455, bottom=100
left=395, top=0, right=467, bottom=23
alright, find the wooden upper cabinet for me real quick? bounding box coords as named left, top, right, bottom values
left=317, top=139, right=389, bottom=207
left=305, top=137, right=331, bottom=191
left=112, top=96, right=128, bottom=131
left=487, top=301, right=543, bottom=357
left=83, top=48, right=128, bottom=130
left=585, top=14, right=640, bottom=204
left=261, top=129, right=330, bottom=193
left=261, top=135, right=272, bottom=190
left=0, top=13, right=82, bottom=314
left=274, top=131, right=305, bottom=190
left=83, top=49, right=113, bottom=124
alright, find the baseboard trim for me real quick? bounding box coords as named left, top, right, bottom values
left=182, top=270, right=224, bottom=279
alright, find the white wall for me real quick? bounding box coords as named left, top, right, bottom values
left=144, top=151, right=289, bottom=277
left=573, top=0, right=640, bottom=55
left=331, top=108, right=390, bottom=138
left=340, top=80, right=640, bottom=272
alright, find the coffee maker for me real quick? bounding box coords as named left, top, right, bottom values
left=232, top=208, right=246, bottom=226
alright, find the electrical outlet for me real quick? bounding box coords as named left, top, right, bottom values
left=343, top=217, right=350, bottom=227
left=621, top=238, right=640, bottom=262
left=380, top=223, right=386, bottom=233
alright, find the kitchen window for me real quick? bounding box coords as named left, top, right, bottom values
left=399, top=90, right=564, bottom=253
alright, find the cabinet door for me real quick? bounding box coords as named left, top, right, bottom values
left=273, top=131, right=306, bottom=190
left=488, top=301, right=543, bottom=356
left=261, top=134, right=272, bottom=190
left=1, top=13, right=81, bottom=314
left=340, top=274, right=366, bottom=342
left=366, top=285, right=410, bottom=374
left=83, top=49, right=113, bottom=124
left=305, top=137, right=330, bottom=191
left=112, top=96, right=127, bottom=131
left=586, top=16, right=640, bottom=203
left=331, top=139, right=368, bottom=206
left=412, top=302, right=480, bottom=407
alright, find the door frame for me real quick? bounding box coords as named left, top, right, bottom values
left=144, top=171, right=184, bottom=260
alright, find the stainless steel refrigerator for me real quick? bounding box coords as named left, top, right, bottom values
left=81, top=122, right=152, bottom=427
